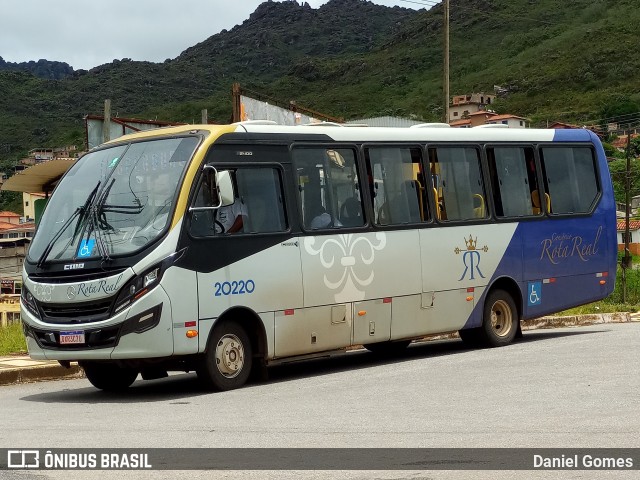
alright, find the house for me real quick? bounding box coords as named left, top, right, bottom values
left=0, top=222, right=34, bottom=299
left=611, top=133, right=639, bottom=152
left=449, top=118, right=472, bottom=128
left=616, top=195, right=640, bottom=217
left=0, top=294, right=20, bottom=326
left=485, top=114, right=528, bottom=128
left=18, top=145, right=81, bottom=169
left=22, top=192, right=47, bottom=222
left=0, top=211, right=21, bottom=225
left=464, top=110, right=499, bottom=127
left=549, top=122, right=580, bottom=129
left=617, top=219, right=640, bottom=255
left=448, top=93, right=496, bottom=123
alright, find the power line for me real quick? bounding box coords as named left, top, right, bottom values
left=403, top=0, right=555, bottom=25
left=397, top=0, right=440, bottom=7
left=581, top=111, right=640, bottom=127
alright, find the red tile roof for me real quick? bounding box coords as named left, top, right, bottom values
left=617, top=220, right=640, bottom=231
left=486, top=114, right=527, bottom=121
left=549, top=122, right=579, bottom=129
left=0, top=211, right=20, bottom=217
left=0, top=221, right=19, bottom=230
left=612, top=134, right=639, bottom=149
left=468, top=111, right=498, bottom=117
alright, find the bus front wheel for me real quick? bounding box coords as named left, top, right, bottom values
left=81, top=362, right=138, bottom=391
left=198, top=320, right=253, bottom=391
left=479, top=289, right=518, bottom=347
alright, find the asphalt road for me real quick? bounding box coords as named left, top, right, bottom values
left=1, top=322, right=638, bottom=480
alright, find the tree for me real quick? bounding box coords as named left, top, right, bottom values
left=608, top=158, right=640, bottom=205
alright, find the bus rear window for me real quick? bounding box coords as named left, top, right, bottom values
left=540, top=146, right=599, bottom=214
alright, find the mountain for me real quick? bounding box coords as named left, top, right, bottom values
left=0, top=56, right=75, bottom=80
left=0, top=0, right=412, bottom=163
left=0, top=0, right=639, bottom=167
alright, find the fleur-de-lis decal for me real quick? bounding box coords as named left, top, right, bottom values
left=304, top=233, right=387, bottom=301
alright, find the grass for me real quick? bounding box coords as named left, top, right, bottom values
left=560, top=302, right=638, bottom=315
left=0, top=322, right=27, bottom=356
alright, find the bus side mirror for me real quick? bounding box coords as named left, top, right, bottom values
left=203, top=166, right=235, bottom=207
left=215, top=170, right=235, bottom=207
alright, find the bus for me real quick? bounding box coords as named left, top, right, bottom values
left=20, top=123, right=617, bottom=391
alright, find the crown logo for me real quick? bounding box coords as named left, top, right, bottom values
left=454, top=234, right=488, bottom=254
left=465, top=235, right=477, bottom=250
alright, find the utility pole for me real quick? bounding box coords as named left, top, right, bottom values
left=102, top=99, right=111, bottom=144
left=623, top=132, right=632, bottom=302
left=443, top=0, right=450, bottom=124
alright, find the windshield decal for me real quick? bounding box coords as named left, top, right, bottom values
left=77, top=239, right=95, bottom=258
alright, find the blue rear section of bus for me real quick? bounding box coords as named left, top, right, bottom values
left=464, top=129, right=617, bottom=327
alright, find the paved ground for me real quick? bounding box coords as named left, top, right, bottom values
left=1, top=321, right=638, bottom=479
left=0, top=311, right=636, bottom=387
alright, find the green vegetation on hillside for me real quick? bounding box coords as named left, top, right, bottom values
left=0, top=0, right=639, bottom=166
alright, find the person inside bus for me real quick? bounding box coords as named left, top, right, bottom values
left=214, top=196, right=248, bottom=234
left=309, top=204, right=342, bottom=229
left=340, top=197, right=363, bottom=227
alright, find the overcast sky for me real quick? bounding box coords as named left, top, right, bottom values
left=1, top=0, right=428, bottom=71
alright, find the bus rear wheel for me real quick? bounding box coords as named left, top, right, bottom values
left=479, top=289, right=518, bottom=347
left=81, top=362, right=138, bottom=392
left=198, top=320, right=253, bottom=391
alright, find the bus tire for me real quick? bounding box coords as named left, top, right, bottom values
left=198, top=320, right=253, bottom=391
left=81, top=362, right=138, bottom=392
left=479, top=289, right=518, bottom=347
left=364, top=340, right=411, bottom=356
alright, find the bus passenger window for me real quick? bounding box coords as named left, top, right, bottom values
left=487, top=146, right=539, bottom=217
left=429, top=147, right=487, bottom=222
left=365, top=146, right=428, bottom=226
left=292, top=147, right=364, bottom=230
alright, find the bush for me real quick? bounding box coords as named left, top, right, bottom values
left=0, top=322, right=26, bottom=356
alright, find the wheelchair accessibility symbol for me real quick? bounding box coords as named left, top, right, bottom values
left=528, top=281, right=542, bottom=306
left=77, top=239, right=95, bottom=258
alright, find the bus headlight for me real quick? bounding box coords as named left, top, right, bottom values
left=21, top=286, right=40, bottom=319
left=113, top=250, right=184, bottom=314
left=114, top=265, right=164, bottom=313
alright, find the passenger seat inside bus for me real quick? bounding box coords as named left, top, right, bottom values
left=531, top=190, right=551, bottom=214
left=473, top=194, right=486, bottom=218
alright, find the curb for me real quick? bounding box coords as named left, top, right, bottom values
left=522, top=312, right=635, bottom=330
left=0, top=363, right=84, bottom=387
left=414, top=312, right=637, bottom=343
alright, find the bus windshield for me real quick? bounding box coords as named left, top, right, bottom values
left=28, top=136, right=198, bottom=265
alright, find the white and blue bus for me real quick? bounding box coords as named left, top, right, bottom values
left=20, top=123, right=617, bottom=391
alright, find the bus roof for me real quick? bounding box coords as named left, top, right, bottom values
left=104, top=123, right=597, bottom=146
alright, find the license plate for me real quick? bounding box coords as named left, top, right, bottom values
left=59, top=331, right=85, bottom=345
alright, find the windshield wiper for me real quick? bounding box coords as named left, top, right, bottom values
left=88, top=178, right=116, bottom=262
left=37, top=181, right=101, bottom=269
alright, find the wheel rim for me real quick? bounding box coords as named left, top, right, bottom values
left=215, top=333, right=245, bottom=378
left=490, top=299, right=513, bottom=337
